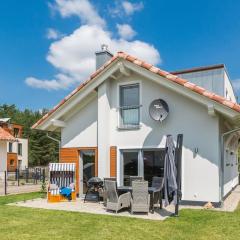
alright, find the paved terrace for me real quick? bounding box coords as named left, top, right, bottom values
left=10, top=185, right=240, bottom=221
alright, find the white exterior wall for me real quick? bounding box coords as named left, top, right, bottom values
left=7, top=139, right=28, bottom=170
left=221, top=120, right=239, bottom=196
left=108, top=74, right=220, bottom=202
left=0, top=141, right=7, bottom=172
left=178, top=68, right=224, bottom=97
left=224, top=71, right=237, bottom=103
left=97, top=81, right=111, bottom=178
left=61, top=96, right=98, bottom=148
left=59, top=72, right=226, bottom=203
left=17, top=138, right=28, bottom=170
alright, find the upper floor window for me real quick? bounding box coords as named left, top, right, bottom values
left=9, top=142, right=13, bottom=153
left=119, top=83, right=140, bottom=129
left=13, top=128, right=19, bottom=138
left=18, top=143, right=22, bottom=156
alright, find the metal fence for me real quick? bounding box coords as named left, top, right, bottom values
left=0, top=167, right=48, bottom=195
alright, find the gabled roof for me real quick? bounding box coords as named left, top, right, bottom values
left=32, top=51, right=240, bottom=129
left=0, top=127, right=17, bottom=142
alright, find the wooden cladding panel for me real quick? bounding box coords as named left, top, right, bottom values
left=60, top=148, right=79, bottom=194
left=7, top=153, right=18, bottom=171
left=110, top=146, right=117, bottom=177
left=60, top=147, right=98, bottom=195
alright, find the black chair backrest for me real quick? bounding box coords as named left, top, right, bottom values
left=152, top=176, right=164, bottom=190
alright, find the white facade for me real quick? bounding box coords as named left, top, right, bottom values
left=0, top=141, right=7, bottom=172
left=7, top=138, right=28, bottom=170
left=35, top=58, right=240, bottom=204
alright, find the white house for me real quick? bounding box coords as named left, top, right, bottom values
left=33, top=48, right=240, bottom=204
left=0, top=125, right=17, bottom=179
left=0, top=118, right=28, bottom=171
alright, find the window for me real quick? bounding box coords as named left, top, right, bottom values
left=18, top=143, right=22, bottom=156
left=122, top=151, right=139, bottom=185
left=10, top=159, right=15, bottom=166
left=9, top=142, right=13, bottom=153
left=13, top=128, right=19, bottom=138
left=121, top=149, right=165, bottom=186
left=119, top=84, right=140, bottom=128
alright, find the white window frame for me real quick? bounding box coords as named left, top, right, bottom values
left=117, top=80, right=142, bottom=130
left=119, top=147, right=165, bottom=185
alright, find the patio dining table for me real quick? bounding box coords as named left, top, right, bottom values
left=117, top=186, right=161, bottom=213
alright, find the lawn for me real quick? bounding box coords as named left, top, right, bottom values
left=0, top=193, right=239, bottom=240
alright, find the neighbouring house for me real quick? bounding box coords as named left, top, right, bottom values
left=33, top=47, right=240, bottom=205
left=0, top=118, right=28, bottom=171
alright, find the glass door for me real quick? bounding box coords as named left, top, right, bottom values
left=121, top=150, right=140, bottom=186
left=80, top=150, right=96, bottom=195
left=143, top=150, right=165, bottom=186
left=121, top=149, right=165, bottom=186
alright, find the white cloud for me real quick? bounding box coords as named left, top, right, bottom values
left=46, top=28, right=64, bottom=40
left=26, top=0, right=160, bottom=91
left=116, top=24, right=136, bottom=40
left=122, top=1, right=144, bottom=16
left=53, top=0, right=105, bottom=26
left=25, top=74, right=77, bottom=91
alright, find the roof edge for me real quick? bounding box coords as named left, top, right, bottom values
left=32, top=52, right=240, bottom=130
left=171, top=64, right=225, bottom=75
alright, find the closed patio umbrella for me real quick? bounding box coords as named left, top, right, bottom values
left=163, top=135, right=178, bottom=207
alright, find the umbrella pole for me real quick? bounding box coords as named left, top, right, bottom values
left=174, top=134, right=183, bottom=216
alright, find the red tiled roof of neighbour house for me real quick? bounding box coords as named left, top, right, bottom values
left=0, top=127, right=17, bottom=142
left=32, top=52, right=240, bottom=129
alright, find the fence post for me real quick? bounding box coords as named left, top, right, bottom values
left=42, top=169, right=45, bottom=183
left=35, top=168, right=37, bottom=184
left=15, top=168, right=17, bottom=181
left=4, top=171, right=7, bottom=195
left=26, top=168, right=29, bottom=183
left=17, top=168, right=20, bottom=187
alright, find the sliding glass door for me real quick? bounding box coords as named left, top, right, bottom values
left=121, top=149, right=165, bottom=186
left=143, top=150, right=165, bottom=185
left=122, top=150, right=140, bottom=186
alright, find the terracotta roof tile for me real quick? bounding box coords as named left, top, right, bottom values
left=126, top=55, right=136, bottom=62
left=0, top=127, right=17, bottom=142
left=157, top=69, right=168, bottom=77
left=141, top=62, right=152, bottom=70
left=192, top=85, right=205, bottom=94
left=183, top=82, right=196, bottom=90
left=32, top=51, right=240, bottom=129
left=166, top=74, right=178, bottom=81
left=149, top=66, right=159, bottom=74
left=133, top=59, right=142, bottom=66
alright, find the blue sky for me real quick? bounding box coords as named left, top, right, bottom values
left=1, top=0, right=240, bottom=110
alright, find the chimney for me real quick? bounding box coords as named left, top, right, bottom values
left=95, top=44, right=113, bottom=70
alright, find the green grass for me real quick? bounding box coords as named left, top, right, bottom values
left=0, top=193, right=239, bottom=240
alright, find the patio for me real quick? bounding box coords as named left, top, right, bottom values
left=10, top=185, right=240, bottom=221
left=11, top=197, right=174, bottom=221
